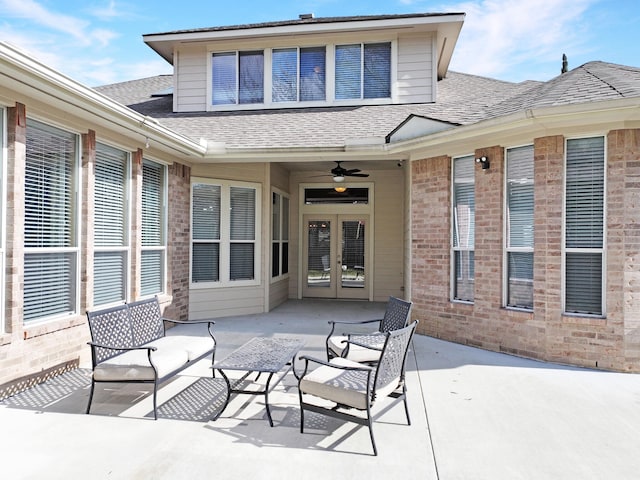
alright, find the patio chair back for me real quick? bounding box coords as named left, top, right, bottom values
left=379, top=296, right=412, bottom=333
left=373, top=320, right=417, bottom=399
left=86, top=304, right=133, bottom=363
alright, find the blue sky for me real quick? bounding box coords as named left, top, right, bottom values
left=0, top=0, right=638, bottom=87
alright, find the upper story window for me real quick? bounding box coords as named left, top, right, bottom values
left=273, top=46, right=326, bottom=102
left=335, top=43, right=391, bottom=100
left=212, top=51, right=264, bottom=105
left=209, top=41, right=392, bottom=110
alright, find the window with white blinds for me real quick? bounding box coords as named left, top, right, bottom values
left=24, top=119, right=79, bottom=322
left=506, top=145, right=534, bottom=309
left=212, top=51, right=265, bottom=105
left=93, top=143, right=129, bottom=306
left=191, top=179, right=260, bottom=286
left=452, top=155, right=475, bottom=302
left=335, top=42, right=391, bottom=100
left=565, top=137, right=605, bottom=316
left=141, top=159, right=166, bottom=296
left=272, top=191, right=289, bottom=279
left=272, top=46, right=326, bottom=102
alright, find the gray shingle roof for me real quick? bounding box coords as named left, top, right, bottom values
left=94, top=61, right=640, bottom=149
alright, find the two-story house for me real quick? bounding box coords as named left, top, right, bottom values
left=1, top=12, right=640, bottom=396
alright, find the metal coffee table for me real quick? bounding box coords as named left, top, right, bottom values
left=212, top=336, right=304, bottom=426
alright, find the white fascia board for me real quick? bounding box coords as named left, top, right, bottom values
left=387, top=97, right=640, bottom=159
left=145, top=14, right=465, bottom=64
left=0, top=42, right=205, bottom=158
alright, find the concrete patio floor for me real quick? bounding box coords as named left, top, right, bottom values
left=2, top=299, right=640, bottom=479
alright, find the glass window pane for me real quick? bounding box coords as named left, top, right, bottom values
left=272, top=48, right=297, bottom=102
left=230, top=187, right=255, bottom=240
left=454, top=250, right=474, bottom=302
left=230, top=243, right=254, bottom=280
left=24, top=253, right=76, bottom=322
left=453, top=156, right=475, bottom=249
left=566, top=252, right=602, bottom=315
left=566, top=137, right=605, bottom=249
left=141, top=249, right=163, bottom=296
left=192, top=243, right=219, bottom=282
left=335, top=44, right=361, bottom=100
left=192, top=183, right=221, bottom=240
left=364, top=43, right=391, bottom=98
left=94, top=251, right=126, bottom=305
left=212, top=52, right=237, bottom=105
left=272, top=192, right=281, bottom=241
left=142, top=161, right=165, bottom=247
left=95, top=143, right=127, bottom=247
left=239, top=51, right=264, bottom=104
left=507, top=252, right=533, bottom=308
left=25, top=120, right=76, bottom=248
left=300, top=47, right=325, bottom=101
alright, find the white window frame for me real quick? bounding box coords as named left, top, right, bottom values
left=190, top=177, right=261, bottom=288
left=504, top=144, right=534, bottom=310
left=93, top=142, right=131, bottom=307
left=210, top=50, right=265, bottom=106
left=563, top=135, right=606, bottom=317
left=23, top=118, right=81, bottom=323
left=271, top=189, right=289, bottom=281
left=334, top=41, right=393, bottom=101
left=207, top=39, right=396, bottom=112
left=451, top=154, right=475, bottom=303
left=141, top=158, right=167, bottom=298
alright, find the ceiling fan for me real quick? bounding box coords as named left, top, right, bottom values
left=326, top=161, right=370, bottom=182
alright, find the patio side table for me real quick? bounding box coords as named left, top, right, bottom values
left=212, top=336, right=304, bottom=426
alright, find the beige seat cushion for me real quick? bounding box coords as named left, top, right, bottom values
left=327, top=335, right=384, bottom=363
left=148, top=335, right=214, bottom=362
left=300, top=357, right=400, bottom=410
left=93, top=346, right=188, bottom=381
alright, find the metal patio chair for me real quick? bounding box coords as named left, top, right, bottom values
left=298, top=321, right=418, bottom=456
left=325, top=296, right=412, bottom=363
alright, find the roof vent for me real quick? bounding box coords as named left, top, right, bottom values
left=299, top=13, right=314, bottom=20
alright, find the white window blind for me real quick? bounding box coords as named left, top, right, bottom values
left=24, top=119, right=78, bottom=322
left=506, top=145, right=534, bottom=309
left=565, top=137, right=605, bottom=315
left=336, top=42, right=391, bottom=100
left=93, top=143, right=128, bottom=306
left=192, top=183, right=221, bottom=282
left=452, top=155, right=475, bottom=302
left=141, top=160, right=166, bottom=296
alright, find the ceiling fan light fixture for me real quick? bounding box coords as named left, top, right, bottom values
left=334, top=186, right=347, bottom=193
left=333, top=175, right=345, bottom=182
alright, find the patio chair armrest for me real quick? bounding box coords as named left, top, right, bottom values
left=298, top=354, right=374, bottom=372
left=162, top=317, right=215, bottom=326
left=87, top=341, right=158, bottom=352
left=328, top=318, right=382, bottom=327
left=343, top=333, right=386, bottom=352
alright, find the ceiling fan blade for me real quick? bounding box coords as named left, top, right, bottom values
left=343, top=168, right=362, bottom=174
left=346, top=173, right=369, bottom=177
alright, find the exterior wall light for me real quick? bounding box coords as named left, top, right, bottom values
left=475, top=156, right=490, bottom=169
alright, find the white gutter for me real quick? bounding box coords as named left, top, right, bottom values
left=0, top=42, right=207, bottom=158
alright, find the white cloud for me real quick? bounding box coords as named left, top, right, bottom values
left=441, top=0, right=595, bottom=81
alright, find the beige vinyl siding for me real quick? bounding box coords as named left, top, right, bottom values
left=397, top=33, right=434, bottom=103
left=175, top=46, right=208, bottom=112
left=371, top=169, right=405, bottom=301
left=188, top=163, right=268, bottom=320
left=268, top=278, right=289, bottom=310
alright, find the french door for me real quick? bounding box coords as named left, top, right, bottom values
left=302, top=214, right=369, bottom=299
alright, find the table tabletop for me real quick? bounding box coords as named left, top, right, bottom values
left=214, top=336, right=304, bottom=373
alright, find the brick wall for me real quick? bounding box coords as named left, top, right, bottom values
left=411, top=130, right=640, bottom=372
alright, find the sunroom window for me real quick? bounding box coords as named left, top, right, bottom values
left=564, top=137, right=605, bottom=316
left=272, top=46, right=326, bottom=102
left=335, top=42, right=391, bottom=100
left=94, top=143, right=129, bottom=306
left=505, top=145, right=534, bottom=310
left=24, top=119, right=79, bottom=322
left=212, top=51, right=264, bottom=105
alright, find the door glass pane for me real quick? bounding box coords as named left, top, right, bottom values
left=341, top=220, right=365, bottom=289
left=307, top=220, right=331, bottom=288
